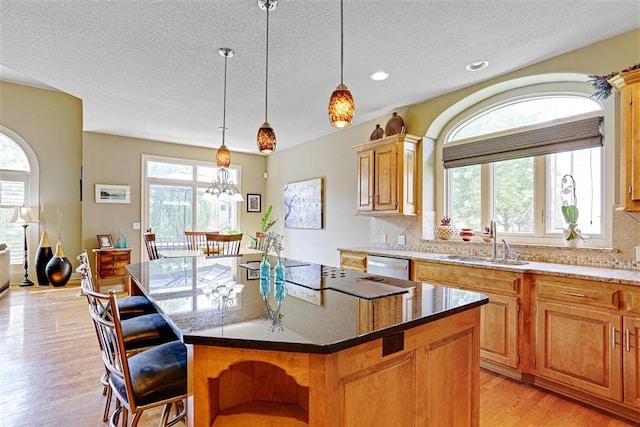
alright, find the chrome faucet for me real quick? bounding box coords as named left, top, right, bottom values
left=502, top=239, right=510, bottom=260
left=489, top=219, right=498, bottom=259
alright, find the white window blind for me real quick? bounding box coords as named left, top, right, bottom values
left=442, top=114, right=603, bottom=169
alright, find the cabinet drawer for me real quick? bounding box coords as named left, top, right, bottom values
left=535, top=277, right=619, bottom=310
left=99, top=253, right=129, bottom=262
left=623, top=291, right=640, bottom=314
left=340, top=252, right=367, bottom=272
left=412, top=261, right=520, bottom=295
left=99, top=267, right=128, bottom=278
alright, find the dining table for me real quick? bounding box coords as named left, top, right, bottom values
left=125, top=253, right=488, bottom=426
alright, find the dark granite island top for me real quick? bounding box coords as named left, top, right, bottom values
left=126, top=253, right=487, bottom=354
left=126, top=253, right=488, bottom=426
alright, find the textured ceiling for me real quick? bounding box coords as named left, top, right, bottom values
left=1, top=0, right=639, bottom=154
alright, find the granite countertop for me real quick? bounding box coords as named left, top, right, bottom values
left=339, top=247, right=640, bottom=286
left=126, top=253, right=488, bottom=354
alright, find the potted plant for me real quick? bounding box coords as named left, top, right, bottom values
left=248, top=205, right=278, bottom=249
left=560, top=174, right=583, bottom=247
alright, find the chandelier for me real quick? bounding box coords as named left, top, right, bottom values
left=204, top=168, right=243, bottom=201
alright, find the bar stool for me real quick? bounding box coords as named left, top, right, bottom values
left=78, top=250, right=178, bottom=422
left=88, top=290, right=187, bottom=427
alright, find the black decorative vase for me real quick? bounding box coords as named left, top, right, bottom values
left=35, top=231, right=53, bottom=286
left=45, top=242, right=72, bottom=287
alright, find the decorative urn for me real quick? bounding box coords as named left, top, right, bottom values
left=435, top=217, right=457, bottom=240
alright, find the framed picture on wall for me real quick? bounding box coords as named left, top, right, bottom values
left=247, top=194, right=261, bottom=212
left=283, top=178, right=323, bottom=229
left=95, top=184, right=131, bottom=204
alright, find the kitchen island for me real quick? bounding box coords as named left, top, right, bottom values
left=126, top=253, right=488, bottom=426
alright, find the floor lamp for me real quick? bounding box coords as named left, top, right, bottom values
left=10, top=207, right=39, bottom=287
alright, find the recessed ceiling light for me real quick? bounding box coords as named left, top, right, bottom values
left=466, top=60, right=489, bottom=71
left=370, top=71, right=389, bottom=81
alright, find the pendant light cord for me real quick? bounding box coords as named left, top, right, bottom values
left=264, top=6, right=270, bottom=122
left=340, top=0, right=344, bottom=85
left=222, top=52, right=228, bottom=144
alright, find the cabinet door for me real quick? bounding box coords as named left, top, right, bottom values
left=356, top=149, right=374, bottom=211
left=534, top=301, right=622, bottom=401
left=373, top=144, right=398, bottom=211
left=624, top=316, right=640, bottom=408
left=624, top=83, right=640, bottom=211
left=480, top=293, right=519, bottom=369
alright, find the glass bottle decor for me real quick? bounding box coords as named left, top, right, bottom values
left=274, top=257, right=286, bottom=305
left=259, top=255, right=271, bottom=300
left=115, top=229, right=128, bottom=248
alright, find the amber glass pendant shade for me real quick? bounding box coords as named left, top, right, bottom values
left=328, top=83, right=355, bottom=128
left=257, top=121, right=276, bottom=153
left=216, top=143, right=231, bottom=168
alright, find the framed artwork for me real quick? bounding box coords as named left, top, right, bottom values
left=96, top=234, right=114, bottom=249
left=95, top=184, right=130, bottom=204
left=283, top=178, right=323, bottom=229
left=246, top=269, right=259, bottom=280
left=247, top=194, right=261, bottom=213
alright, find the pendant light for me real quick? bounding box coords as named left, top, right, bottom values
left=257, top=0, right=277, bottom=154
left=328, top=0, right=355, bottom=128
left=204, top=47, right=243, bottom=202
left=216, top=47, right=233, bottom=168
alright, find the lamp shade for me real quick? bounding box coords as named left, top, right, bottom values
left=328, top=83, right=355, bottom=128
left=216, top=143, right=231, bottom=168
left=9, top=207, right=39, bottom=224
left=257, top=121, right=276, bottom=153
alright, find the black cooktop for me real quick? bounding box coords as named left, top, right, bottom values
left=240, top=258, right=409, bottom=300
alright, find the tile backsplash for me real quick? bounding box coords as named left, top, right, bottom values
left=370, top=206, right=640, bottom=271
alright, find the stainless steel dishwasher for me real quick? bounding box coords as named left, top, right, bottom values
left=366, top=255, right=410, bottom=280
left=366, top=255, right=412, bottom=321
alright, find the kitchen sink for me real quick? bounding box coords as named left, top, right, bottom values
left=488, top=259, right=529, bottom=266
left=445, top=254, right=528, bottom=266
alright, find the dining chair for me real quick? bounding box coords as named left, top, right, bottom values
left=144, top=233, right=160, bottom=260
left=184, top=231, right=208, bottom=251
left=205, top=233, right=243, bottom=257
left=87, top=289, right=187, bottom=427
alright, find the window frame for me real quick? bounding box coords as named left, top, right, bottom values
left=434, top=82, right=613, bottom=248
left=0, top=125, right=40, bottom=270
left=141, top=154, right=242, bottom=253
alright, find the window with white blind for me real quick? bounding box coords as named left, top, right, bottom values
left=443, top=94, right=604, bottom=242
left=0, top=133, right=31, bottom=265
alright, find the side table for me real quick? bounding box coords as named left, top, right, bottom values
left=92, top=248, right=132, bottom=293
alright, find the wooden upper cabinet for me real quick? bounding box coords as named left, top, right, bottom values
left=353, top=134, right=421, bottom=215
left=611, top=69, right=640, bottom=211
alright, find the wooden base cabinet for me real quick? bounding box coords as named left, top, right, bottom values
left=533, top=300, right=622, bottom=401
left=532, top=275, right=640, bottom=422
left=412, top=261, right=522, bottom=374
left=188, top=307, right=482, bottom=427
left=339, top=251, right=367, bottom=272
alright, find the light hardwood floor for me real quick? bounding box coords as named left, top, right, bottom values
left=0, top=285, right=636, bottom=427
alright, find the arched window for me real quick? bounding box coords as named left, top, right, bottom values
left=0, top=131, right=33, bottom=266
left=441, top=92, right=605, bottom=244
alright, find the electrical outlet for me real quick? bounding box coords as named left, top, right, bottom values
left=398, top=235, right=406, bottom=245
left=382, top=234, right=387, bottom=243
left=132, top=222, right=141, bottom=230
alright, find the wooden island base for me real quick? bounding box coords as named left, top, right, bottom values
left=188, top=307, right=481, bottom=427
